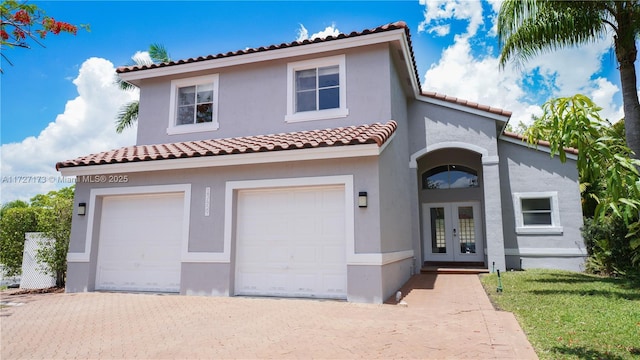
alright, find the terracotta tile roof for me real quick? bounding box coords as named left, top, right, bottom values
left=116, top=21, right=421, bottom=89
left=421, top=91, right=512, bottom=117
left=502, top=131, right=579, bottom=155
left=56, top=121, right=398, bottom=170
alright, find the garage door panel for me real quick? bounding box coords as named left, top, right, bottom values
left=292, top=245, right=318, bottom=263
left=291, top=273, right=315, bottom=293
left=322, top=245, right=345, bottom=263
left=96, top=193, right=183, bottom=293
left=236, top=185, right=346, bottom=299
left=322, top=273, right=347, bottom=294
left=322, top=215, right=344, bottom=237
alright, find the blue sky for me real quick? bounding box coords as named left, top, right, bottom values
left=0, top=0, right=628, bottom=202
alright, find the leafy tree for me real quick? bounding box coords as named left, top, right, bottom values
left=115, top=43, right=170, bottom=133
left=32, top=186, right=74, bottom=287
left=504, top=120, right=530, bottom=134
left=0, top=199, right=28, bottom=217
left=0, top=206, right=38, bottom=276
left=498, top=0, right=640, bottom=158
left=0, top=0, right=86, bottom=73
left=523, top=94, right=640, bottom=270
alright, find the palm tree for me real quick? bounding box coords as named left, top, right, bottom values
left=498, top=1, right=640, bottom=158
left=115, top=43, right=171, bottom=133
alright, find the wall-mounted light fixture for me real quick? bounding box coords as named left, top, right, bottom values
left=358, top=192, right=368, bottom=208
left=78, top=202, right=86, bottom=216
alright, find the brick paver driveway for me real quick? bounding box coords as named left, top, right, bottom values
left=1, top=274, right=537, bottom=359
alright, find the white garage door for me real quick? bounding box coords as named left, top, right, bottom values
left=235, top=185, right=347, bottom=299
left=96, top=193, right=183, bottom=292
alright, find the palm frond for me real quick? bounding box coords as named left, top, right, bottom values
left=149, top=43, right=171, bottom=63
left=498, top=0, right=610, bottom=69
left=115, top=101, right=139, bottom=134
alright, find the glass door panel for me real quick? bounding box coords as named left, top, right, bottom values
left=430, top=207, right=447, bottom=254
left=457, top=206, right=476, bottom=254
left=423, top=202, right=483, bottom=262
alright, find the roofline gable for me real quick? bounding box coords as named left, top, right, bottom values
left=418, top=91, right=512, bottom=121
left=117, top=21, right=511, bottom=121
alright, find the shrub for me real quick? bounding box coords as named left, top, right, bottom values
left=582, top=217, right=638, bottom=276
left=0, top=207, right=38, bottom=276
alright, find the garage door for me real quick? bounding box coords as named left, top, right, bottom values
left=235, top=185, right=347, bottom=299
left=95, top=193, right=183, bottom=292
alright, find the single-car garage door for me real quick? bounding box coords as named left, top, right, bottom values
left=96, top=193, right=183, bottom=292
left=235, top=185, right=347, bottom=299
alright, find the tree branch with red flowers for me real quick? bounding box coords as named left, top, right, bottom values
left=1, top=0, right=87, bottom=73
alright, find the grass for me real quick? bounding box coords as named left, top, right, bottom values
left=480, top=269, right=640, bottom=360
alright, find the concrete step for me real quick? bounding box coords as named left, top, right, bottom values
left=421, top=262, right=489, bottom=274
left=421, top=266, right=490, bottom=274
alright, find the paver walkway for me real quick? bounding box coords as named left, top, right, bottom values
left=0, top=274, right=537, bottom=359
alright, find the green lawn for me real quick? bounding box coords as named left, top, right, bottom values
left=480, top=269, right=640, bottom=360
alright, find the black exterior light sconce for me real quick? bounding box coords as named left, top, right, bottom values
left=358, top=192, right=368, bottom=208
left=78, top=202, right=86, bottom=216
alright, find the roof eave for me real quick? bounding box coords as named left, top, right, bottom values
left=118, top=29, right=409, bottom=86
left=416, top=94, right=512, bottom=122
left=499, top=133, right=578, bottom=160
left=58, top=141, right=388, bottom=176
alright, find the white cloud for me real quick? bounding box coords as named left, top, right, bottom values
left=296, top=24, right=309, bottom=42
left=418, top=0, right=484, bottom=37
left=589, top=78, right=624, bottom=122
left=296, top=23, right=340, bottom=41
left=131, top=51, right=152, bottom=66
left=424, top=36, right=539, bottom=126
left=427, top=24, right=451, bottom=37
left=419, top=0, right=620, bottom=129
left=0, top=57, right=137, bottom=202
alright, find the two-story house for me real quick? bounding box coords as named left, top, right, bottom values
left=57, top=22, right=586, bottom=303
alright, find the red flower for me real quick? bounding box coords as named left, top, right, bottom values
left=12, top=29, right=25, bottom=40
left=13, top=9, right=31, bottom=24
left=0, top=29, right=9, bottom=41
left=39, top=17, right=78, bottom=36
left=36, top=29, right=47, bottom=39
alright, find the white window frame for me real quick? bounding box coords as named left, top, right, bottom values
left=513, top=191, right=563, bottom=235
left=285, top=54, right=348, bottom=123
left=167, top=74, right=219, bottom=135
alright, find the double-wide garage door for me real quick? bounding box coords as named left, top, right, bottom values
left=235, top=185, right=347, bottom=299
left=95, top=193, right=183, bottom=292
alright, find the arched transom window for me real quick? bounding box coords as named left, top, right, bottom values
left=422, top=165, right=479, bottom=190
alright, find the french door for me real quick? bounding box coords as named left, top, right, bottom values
left=423, top=202, right=484, bottom=262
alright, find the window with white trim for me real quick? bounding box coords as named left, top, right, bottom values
left=285, top=55, right=348, bottom=123
left=168, top=74, right=219, bottom=135
left=513, top=192, right=563, bottom=234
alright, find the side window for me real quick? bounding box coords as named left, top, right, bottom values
left=168, top=74, right=219, bottom=135
left=286, top=55, right=348, bottom=123
left=513, top=192, right=563, bottom=234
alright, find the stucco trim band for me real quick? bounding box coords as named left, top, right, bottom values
left=504, top=248, right=588, bottom=257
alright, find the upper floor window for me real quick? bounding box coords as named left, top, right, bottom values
left=286, top=55, right=348, bottom=123
left=513, top=192, right=563, bottom=234
left=422, top=165, right=479, bottom=190
left=168, top=74, right=219, bottom=135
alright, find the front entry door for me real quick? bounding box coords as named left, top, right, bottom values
left=423, top=202, right=484, bottom=262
